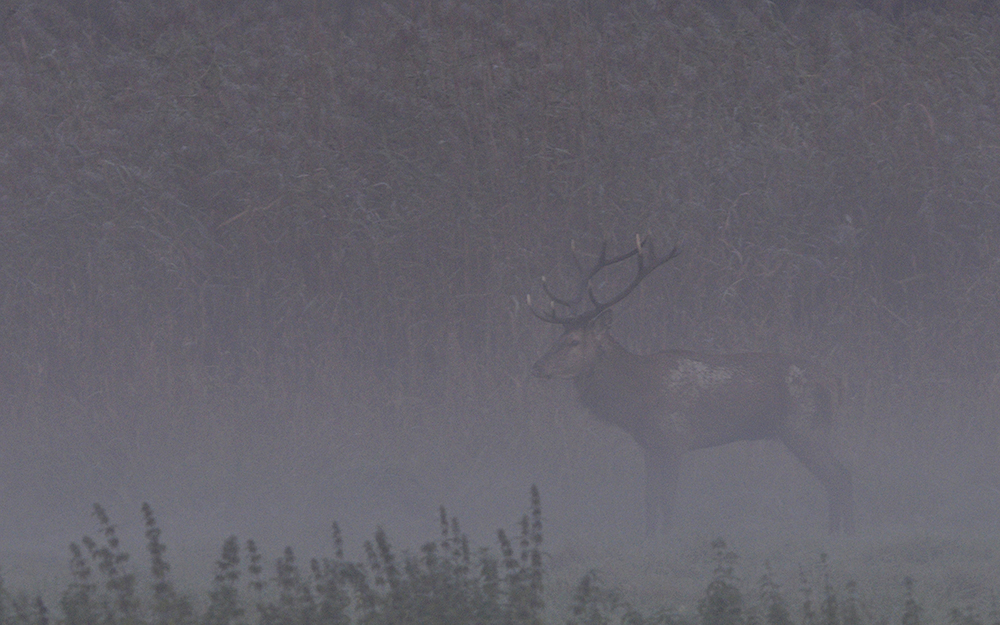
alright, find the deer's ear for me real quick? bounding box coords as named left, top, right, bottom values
left=592, top=310, right=613, bottom=334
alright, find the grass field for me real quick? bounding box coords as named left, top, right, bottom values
left=2, top=489, right=999, bottom=625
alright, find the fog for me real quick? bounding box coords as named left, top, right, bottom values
left=1, top=0, right=999, bottom=618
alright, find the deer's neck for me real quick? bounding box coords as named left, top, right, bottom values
left=574, top=337, right=652, bottom=432
left=574, top=339, right=671, bottom=450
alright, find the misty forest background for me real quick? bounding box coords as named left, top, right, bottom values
left=1, top=0, right=1000, bottom=613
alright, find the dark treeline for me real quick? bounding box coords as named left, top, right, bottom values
left=0, top=0, right=998, bottom=545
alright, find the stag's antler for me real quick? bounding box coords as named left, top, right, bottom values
left=529, top=236, right=679, bottom=325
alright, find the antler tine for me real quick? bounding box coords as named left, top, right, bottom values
left=527, top=294, right=582, bottom=325
left=529, top=238, right=679, bottom=326
left=566, top=238, right=588, bottom=298
left=540, top=276, right=579, bottom=308
left=580, top=240, right=608, bottom=296
left=588, top=241, right=680, bottom=314
left=541, top=239, right=615, bottom=310
left=602, top=236, right=644, bottom=266
left=585, top=236, right=649, bottom=310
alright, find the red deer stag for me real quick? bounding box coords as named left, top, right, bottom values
left=529, top=237, right=854, bottom=535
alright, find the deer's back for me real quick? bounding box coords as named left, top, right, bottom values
left=645, top=350, right=839, bottom=450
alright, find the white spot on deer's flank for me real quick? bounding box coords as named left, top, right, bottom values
left=785, top=364, right=811, bottom=405
left=670, top=359, right=733, bottom=389
left=786, top=365, right=807, bottom=387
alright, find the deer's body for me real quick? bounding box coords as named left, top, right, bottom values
left=530, top=239, right=855, bottom=535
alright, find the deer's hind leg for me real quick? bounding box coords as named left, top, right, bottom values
left=783, top=364, right=854, bottom=533
left=643, top=448, right=679, bottom=537
left=781, top=432, right=854, bottom=534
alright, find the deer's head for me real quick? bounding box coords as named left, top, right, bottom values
left=529, top=237, right=678, bottom=379
left=531, top=310, right=614, bottom=379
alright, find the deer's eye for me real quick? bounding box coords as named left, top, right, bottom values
left=567, top=338, right=581, bottom=347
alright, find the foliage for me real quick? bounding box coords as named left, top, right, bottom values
left=51, top=493, right=545, bottom=625
left=700, top=540, right=743, bottom=625
left=0, top=494, right=989, bottom=625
